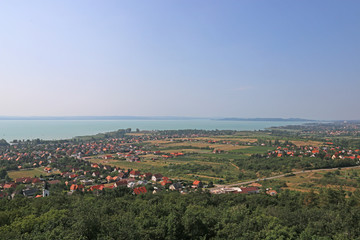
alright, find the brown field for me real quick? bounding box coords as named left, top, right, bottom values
left=210, top=145, right=251, bottom=151
left=161, top=149, right=212, bottom=154
left=159, top=141, right=250, bottom=151
left=193, top=137, right=258, bottom=143
left=143, top=140, right=172, bottom=144
left=290, top=140, right=323, bottom=147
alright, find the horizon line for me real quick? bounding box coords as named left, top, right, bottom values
left=0, top=115, right=336, bottom=121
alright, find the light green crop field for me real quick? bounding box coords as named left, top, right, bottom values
left=8, top=167, right=59, bottom=179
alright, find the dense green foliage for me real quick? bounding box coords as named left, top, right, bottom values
left=73, top=129, right=129, bottom=141
left=1, top=189, right=360, bottom=239
left=0, top=169, right=8, bottom=180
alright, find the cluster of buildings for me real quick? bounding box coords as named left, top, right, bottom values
left=6, top=130, right=345, bottom=199
left=66, top=167, right=205, bottom=196
left=0, top=160, right=210, bottom=198
left=268, top=145, right=360, bottom=161
left=210, top=182, right=278, bottom=196
left=0, top=176, right=51, bottom=199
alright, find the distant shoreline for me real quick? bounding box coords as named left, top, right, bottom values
left=0, top=116, right=314, bottom=121
left=216, top=117, right=315, bottom=122
left=0, top=119, right=313, bottom=142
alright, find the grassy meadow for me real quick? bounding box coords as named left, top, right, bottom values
left=7, top=167, right=60, bottom=179
left=268, top=166, right=360, bottom=193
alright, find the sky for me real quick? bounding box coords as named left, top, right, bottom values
left=0, top=1, right=359, bottom=120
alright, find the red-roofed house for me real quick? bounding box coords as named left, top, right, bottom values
left=239, top=187, right=260, bottom=194
left=69, top=174, right=78, bottom=179
left=3, top=183, right=17, bottom=189
left=112, top=176, right=120, bottom=182
left=91, top=163, right=100, bottom=168
left=192, top=180, right=203, bottom=188
left=114, top=179, right=128, bottom=187
left=161, top=179, right=172, bottom=186
left=70, top=184, right=85, bottom=192
left=32, top=178, right=42, bottom=184
left=106, top=175, right=113, bottom=182
left=15, top=178, right=25, bottom=184
left=89, top=185, right=105, bottom=191
left=133, top=186, right=147, bottom=195
left=266, top=190, right=278, bottom=196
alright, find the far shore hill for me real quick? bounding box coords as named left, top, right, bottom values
left=0, top=116, right=315, bottom=121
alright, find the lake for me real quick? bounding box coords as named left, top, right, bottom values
left=0, top=120, right=307, bottom=142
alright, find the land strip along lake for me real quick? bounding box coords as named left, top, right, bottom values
left=0, top=120, right=308, bottom=142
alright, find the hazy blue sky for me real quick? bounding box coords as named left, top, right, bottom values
left=1, top=1, right=359, bottom=120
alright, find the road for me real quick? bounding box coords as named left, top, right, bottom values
left=213, top=165, right=360, bottom=190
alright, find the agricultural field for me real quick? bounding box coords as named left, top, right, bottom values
left=193, top=136, right=258, bottom=142
left=272, top=166, right=360, bottom=193
left=88, top=127, right=360, bottom=186
left=161, top=149, right=211, bottom=154
left=290, top=140, right=323, bottom=147
left=89, top=154, right=241, bottom=183
left=7, top=167, right=60, bottom=179
left=87, top=135, right=283, bottom=184
left=159, top=142, right=249, bottom=151
left=229, top=145, right=275, bottom=156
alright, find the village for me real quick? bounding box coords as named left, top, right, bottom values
left=0, top=151, right=269, bottom=199
left=1, top=128, right=360, bottom=199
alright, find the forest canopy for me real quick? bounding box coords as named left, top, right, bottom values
left=1, top=189, right=360, bottom=239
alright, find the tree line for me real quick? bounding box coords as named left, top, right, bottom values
left=1, top=188, right=360, bottom=239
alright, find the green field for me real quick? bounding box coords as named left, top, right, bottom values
left=229, top=145, right=275, bottom=155
left=90, top=153, right=242, bottom=183
left=8, top=167, right=57, bottom=179
left=86, top=135, right=287, bottom=184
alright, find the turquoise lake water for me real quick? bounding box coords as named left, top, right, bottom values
left=0, top=120, right=308, bottom=142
